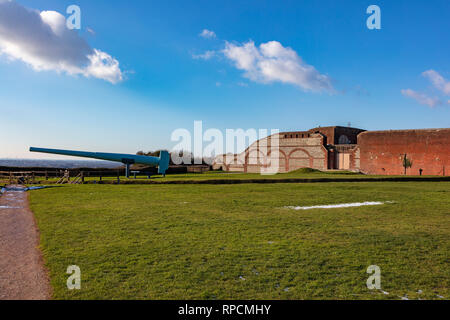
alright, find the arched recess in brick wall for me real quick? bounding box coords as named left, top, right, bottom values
left=267, top=149, right=287, bottom=173
left=243, top=149, right=288, bottom=173
left=245, top=149, right=267, bottom=165
left=287, top=148, right=313, bottom=171
left=244, top=149, right=268, bottom=173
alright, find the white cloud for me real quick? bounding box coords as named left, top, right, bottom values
left=86, top=27, right=96, bottom=36
left=199, top=29, right=216, bottom=39
left=85, top=49, right=122, bottom=84
left=401, top=89, right=441, bottom=108
left=192, top=50, right=215, bottom=60
left=222, top=40, right=333, bottom=92
left=422, top=70, right=450, bottom=95
left=0, top=0, right=122, bottom=84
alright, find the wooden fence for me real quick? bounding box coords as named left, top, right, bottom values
left=0, top=170, right=127, bottom=184
left=0, top=165, right=212, bottom=184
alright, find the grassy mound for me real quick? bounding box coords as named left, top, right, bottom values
left=287, top=167, right=322, bottom=174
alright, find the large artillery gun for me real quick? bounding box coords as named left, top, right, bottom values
left=29, top=147, right=170, bottom=178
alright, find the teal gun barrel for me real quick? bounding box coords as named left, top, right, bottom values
left=29, top=147, right=170, bottom=177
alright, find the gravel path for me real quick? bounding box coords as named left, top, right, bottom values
left=0, top=185, right=51, bottom=300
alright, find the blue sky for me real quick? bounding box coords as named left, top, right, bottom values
left=1, top=0, right=449, bottom=158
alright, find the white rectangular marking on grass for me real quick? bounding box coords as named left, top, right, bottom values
left=286, top=201, right=385, bottom=210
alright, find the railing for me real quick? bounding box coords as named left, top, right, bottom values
left=0, top=170, right=127, bottom=184
left=0, top=165, right=212, bottom=184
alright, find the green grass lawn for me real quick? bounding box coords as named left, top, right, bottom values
left=29, top=181, right=449, bottom=299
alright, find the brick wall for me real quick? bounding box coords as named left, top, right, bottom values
left=213, top=127, right=450, bottom=176
left=358, top=129, right=450, bottom=176
left=213, top=133, right=328, bottom=173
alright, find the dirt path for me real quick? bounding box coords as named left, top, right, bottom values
left=0, top=185, right=51, bottom=300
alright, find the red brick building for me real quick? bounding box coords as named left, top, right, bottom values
left=213, top=126, right=450, bottom=176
